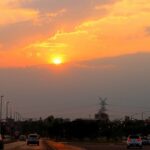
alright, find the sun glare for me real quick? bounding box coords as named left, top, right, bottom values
left=52, top=56, right=63, bottom=65
left=53, top=58, right=62, bottom=65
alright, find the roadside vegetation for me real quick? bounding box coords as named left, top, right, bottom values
left=6, top=115, right=150, bottom=142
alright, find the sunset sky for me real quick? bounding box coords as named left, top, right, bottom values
left=0, top=0, right=150, bottom=119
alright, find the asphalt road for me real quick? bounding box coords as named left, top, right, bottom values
left=4, top=140, right=53, bottom=150
left=4, top=141, right=150, bottom=150
left=75, top=143, right=150, bottom=150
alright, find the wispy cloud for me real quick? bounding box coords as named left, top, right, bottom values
left=0, top=1, right=38, bottom=26
left=0, top=0, right=150, bottom=67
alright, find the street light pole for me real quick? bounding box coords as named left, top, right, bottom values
left=0, top=96, right=4, bottom=121
left=6, top=101, right=9, bottom=120
left=9, top=103, right=12, bottom=119
left=14, top=112, right=17, bottom=121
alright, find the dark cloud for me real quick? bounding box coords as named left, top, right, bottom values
left=20, top=0, right=114, bottom=12
left=19, top=0, right=115, bottom=24
left=0, top=20, right=57, bottom=50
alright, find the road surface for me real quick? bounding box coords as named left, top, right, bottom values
left=4, top=141, right=150, bottom=150
left=73, top=143, right=150, bottom=150
left=4, top=140, right=53, bottom=150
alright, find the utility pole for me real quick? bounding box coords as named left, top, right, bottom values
left=15, top=112, right=18, bottom=121
left=15, top=112, right=20, bottom=121
left=14, top=112, right=18, bottom=121
left=14, top=112, right=16, bottom=121
left=99, top=97, right=107, bottom=113
left=0, top=95, right=4, bottom=133
left=0, top=96, right=4, bottom=121
left=6, top=101, right=9, bottom=120
left=9, top=103, right=12, bottom=119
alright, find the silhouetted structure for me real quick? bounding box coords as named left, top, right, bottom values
left=95, top=97, right=109, bottom=121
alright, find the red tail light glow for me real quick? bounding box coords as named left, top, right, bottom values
left=137, top=138, right=142, bottom=142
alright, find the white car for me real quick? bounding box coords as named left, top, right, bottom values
left=142, top=136, right=150, bottom=145
left=127, top=135, right=142, bottom=149
left=27, top=134, right=39, bottom=146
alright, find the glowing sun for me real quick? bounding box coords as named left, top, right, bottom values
left=52, top=57, right=63, bottom=65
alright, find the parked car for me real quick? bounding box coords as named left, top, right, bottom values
left=3, top=135, right=12, bottom=143
left=0, top=134, right=4, bottom=150
left=27, top=134, right=39, bottom=145
left=127, top=135, right=142, bottom=149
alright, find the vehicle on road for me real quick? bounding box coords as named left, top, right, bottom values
left=142, top=136, right=150, bottom=145
left=27, top=134, right=39, bottom=146
left=3, top=135, right=12, bottom=143
left=127, top=135, right=142, bottom=149
left=0, top=134, right=4, bottom=150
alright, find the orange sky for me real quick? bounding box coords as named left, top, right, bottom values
left=0, top=0, right=150, bottom=67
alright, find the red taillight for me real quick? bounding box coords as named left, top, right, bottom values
left=128, top=138, right=131, bottom=142
left=137, top=138, right=142, bottom=142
